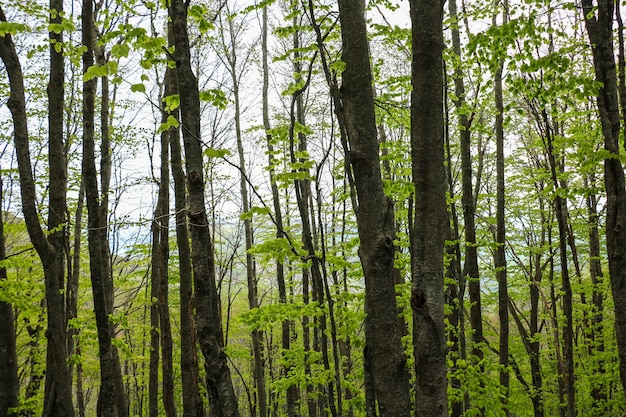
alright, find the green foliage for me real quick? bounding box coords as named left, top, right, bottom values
left=0, top=21, right=27, bottom=36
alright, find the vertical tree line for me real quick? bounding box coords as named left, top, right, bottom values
left=1, top=0, right=626, bottom=416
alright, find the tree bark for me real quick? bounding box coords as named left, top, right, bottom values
left=409, top=0, right=448, bottom=415
left=0, top=5, right=75, bottom=416
left=335, top=0, right=412, bottom=415
left=493, top=10, right=510, bottom=413
left=82, top=0, right=124, bottom=414
left=168, top=1, right=240, bottom=415
left=168, top=58, right=205, bottom=417
left=582, top=0, right=626, bottom=400
left=0, top=172, right=19, bottom=416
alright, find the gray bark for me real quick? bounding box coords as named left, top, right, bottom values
left=335, top=0, right=412, bottom=415
left=168, top=0, right=240, bottom=415
left=409, top=0, right=448, bottom=415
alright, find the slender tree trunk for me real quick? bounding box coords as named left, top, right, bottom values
left=168, top=1, right=240, bottom=415
left=76, top=338, right=86, bottom=417
left=0, top=171, right=19, bottom=416
left=530, top=189, right=547, bottom=417
left=67, top=181, right=84, bottom=391
left=444, top=83, right=465, bottom=417
left=261, top=6, right=296, bottom=415
left=335, top=0, right=411, bottom=415
left=547, top=226, right=566, bottom=417
left=586, top=176, right=607, bottom=413
left=582, top=0, right=626, bottom=400
left=544, top=112, right=575, bottom=417
left=529, top=253, right=545, bottom=417
left=409, top=0, right=448, bottom=415
left=158, top=73, right=177, bottom=417
left=448, top=0, right=485, bottom=404
left=493, top=8, right=510, bottom=412
left=165, top=26, right=205, bottom=417
left=82, top=0, right=123, bottom=414
left=149, top=65, right=177, bottom=417
left=94, top=38, right=129, bottom=417
left=149, top=222, right=160, bottom=417
left=21, top=306, right=45, bottom=417
left=217, top=14, right=268, bottom=416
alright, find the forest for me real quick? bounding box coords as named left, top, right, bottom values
left=1, top=0, right=626, bottom=415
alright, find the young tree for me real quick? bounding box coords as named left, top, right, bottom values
left=82, top=0, right=128, bottom=414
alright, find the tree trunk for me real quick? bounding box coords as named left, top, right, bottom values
left=409, top=0, right=448, bottom=415
left=164, top=24, right=205, bottom=417
left=0, top=5, right=75, bottom=416
left=544, top=112, right=575, bottom=417
left=262, top=6, right=296, bottom=415
left=218, top=13, right=267, bottom=416
left=158, top=71, right=177, bottom=417
left=493, top=10, right=510, bottom=412
left=168, top=1, right=240, bottom=415
left=0, top=171, right=19, bottom=416
left=582, top=0, right=626, bottom=400
left=94, top=36, right=129, bottom=417
left=586, top=176, right=607, bottom=413
left=335, top=0, right=412, bottom=415
left=444, top=91, right=466, bottom=417
left=82, top=0, right=124, bottom=414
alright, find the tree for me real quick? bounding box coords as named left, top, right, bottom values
left=0, top=4, right=75, bottom=415
left=582, top=0, right=626, bottom=400
left=0, top=170, right=19, bottom=416
left=168, top=0, right=240, bottom=414
left=409, top=0, right=448, bottom=415
left=335, top=0, right=412, bottom=415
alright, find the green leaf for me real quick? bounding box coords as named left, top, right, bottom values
left=157, top=115, right=180, bottom=133
left=163, top=94, right=180, bottom=111
left=130, top=83, right=146, bottom=93
left=111, top=43, right=130, bottom=59
left=0, top=22, right=27, bottom=36
left=166, top=114, right=179, bottom=128
left=48, top=23, right=63, bottom=34
left=203, top=147, right=231, bottom=158
left=83, top=64, right=108, bottom=81
left=199, top=89, right=228, bottom=109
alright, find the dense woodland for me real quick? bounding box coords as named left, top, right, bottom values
left=1, top=0, right=626, bottom=415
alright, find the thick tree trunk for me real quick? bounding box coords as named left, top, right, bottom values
left=0, top=5, right=74, bottom=416
left=409, top=1, right=448, bottom=415
left=582, top=0, right=626, bottom=400
left=168, top=1, right=240, bottom=415
left=335, top=0, right=412, bottom=415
